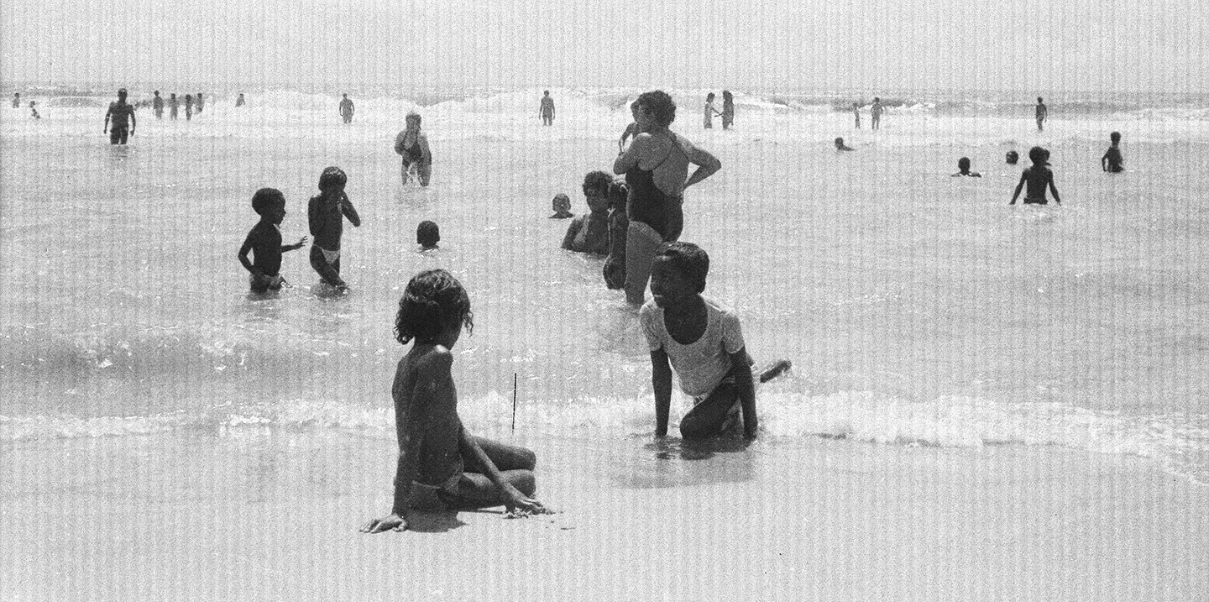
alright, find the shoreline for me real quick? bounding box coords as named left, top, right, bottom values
left=4, top=431, right=1206, bottom=601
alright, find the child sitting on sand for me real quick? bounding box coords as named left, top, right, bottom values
left=835, top=137, right=854, bottom=151
left=603, top=179, right=629, bottom=290
left=561, top=171, right=612, bottom=255
left=549, top=193, right=573, bottom=219
left=361, top=269, right=547, bottom=533
left=237, top=188, right=308, bottom=294
left=308, top=167, right=361, bottom=291
left=951, top=157, right=982, bottom=177
left=1102, top=132, right=1124, bottom=173
left=1009, top=146, right=1061, bottom=206
left=417, top=220, right=440, bottom=251
left=642, top=242, right=788, bottom=440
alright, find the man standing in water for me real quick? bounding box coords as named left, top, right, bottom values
left=339, top=94, right=354, bottom=124
left=152, top=91, right=164, bottom=119
left=871, top=97, right=885, bottom=130
left=103, top=88, right=136, bottom=145
left=539, top=90, right=555, bottom=126
left=1035, top=97, right=1048, bottom=131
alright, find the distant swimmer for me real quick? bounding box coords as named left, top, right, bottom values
left=1035, top=97, right=1047, bottom=131
left=416, top=220, right=440, bottom=251
left=236, top=93, right=246, bottom=108
left=871, top=97, right=885, bottom=130
left=152, top=91, right=164, bottom=119
left=614, top=90, right=721, bottom=305
left=12, top=92, right=19, bottom=109
left=561, top=171, right=612, bottom=255
left=394, top=112, right=432, bottom=187
left=1009, top=146, right=1061, bottom=206
left=643, top=242, right=790, bottom=440
left=1005, top=150, right=1019, bottom=165
left=853, top=102, right=861, bottom=129
left=103, top=88, right=136, bottom=145
left=184, top=94, right=194, bottom=121
left=539, top=90, right=555, bottom=126
left=308, top=167, right=361, bottom=291
left=619, top=101, right=640, bottom=152
left=549, top=193, right=574, bottom=219
left=196, top=93, right=205, bottom=114
left=339, top=93, right=354, bottom=124
left=169, top=93, right=179, bottom=120
left=703, top=92, right=721, bottom=129
left=835, top=137, right=854, bottom=151
left=29, top=101, right=39, bottom=120
left=1101, top=131, right=1124, bottom=173
left=721, top=91, right=734, bottom=130
left=238, top=188, right=308, bottom=294
left=951, top=157, right=981, bottom=177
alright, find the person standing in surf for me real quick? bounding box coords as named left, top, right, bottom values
left=1102, top=131, right=1124, bottom=173
left=613, top=90, right=720, bottom=305
left=721, top=91, right=735, bottom=130
left=1035, top=97, right=1048, bottom=131
left=308, top=167, right=362, bottom=291
left=852, top=102, right=861, bottom=129
left=339, top=94, right=354, bottom=124
left=103, top=88, right=137, bottom=145
left=152, top=91, right=164, bottom=120
left=539, top=90, right=556, bottom=126
left=238, top=188, right=308, bottom=294
left=1009, top=146, right=1061, bottom=206
left=703, top=93, right=721, bottom=129
left=169, top=93, right=179, bottom=120
left=184, top=94, right=194, bottom=120
left=871, top=97, right=885, bottom=130
left=394, top=112, right=433, bottom=187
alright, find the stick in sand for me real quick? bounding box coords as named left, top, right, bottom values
left=511, top=372, right=518, bottom=433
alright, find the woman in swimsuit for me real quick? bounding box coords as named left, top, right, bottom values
left=613, top=90, right=721, bottom=305
left=394, top=112, right=433, bottom=187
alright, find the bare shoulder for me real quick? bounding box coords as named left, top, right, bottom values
left=410, top=345, right=453, bottom=379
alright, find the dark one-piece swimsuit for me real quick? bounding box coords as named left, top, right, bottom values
left=625, top=133, right=685, bottom=240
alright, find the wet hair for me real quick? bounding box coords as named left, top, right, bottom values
left=582, top=171, right=612, bottom=195
left=1028, top=146, right=1046, bottom=164
left=1005, top=150, right=1019, bottom=164
left=394, top=269, right=474, bottom=345
left=318, top=166, right=347, bottom=191
left=607, top=180, right=628, bottom=209
left=552, top=193, right=571, bottom=211
left=636, top=90, right=676, bottom=127
left=251, top=188, right=285, bottom=215
left=406, top=112, right=421, bottom=126
left=1110, top=131, right=1121, bottom=143
left=656, top=241, right=709, bottom=294
left=958, top=157, right=971, bottom=170
left=416, top=220, right=440, bottom=247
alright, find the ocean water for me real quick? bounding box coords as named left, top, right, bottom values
left=2, top=86, right=1208, bottom=487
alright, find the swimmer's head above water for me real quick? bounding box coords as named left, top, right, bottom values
left=416, top=220, right=440, bottom=250
left=1006, top=150, right=1019, bottom=164
left=551, top=193, right=571, bottom=215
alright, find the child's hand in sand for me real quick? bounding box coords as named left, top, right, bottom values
left=360, top=513, right=407, bottom=534
left=503, top=486, right=548, bottom=517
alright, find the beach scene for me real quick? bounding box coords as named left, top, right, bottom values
left=3, top=2, right=1208, bottom=601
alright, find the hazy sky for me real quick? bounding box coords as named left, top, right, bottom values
left=3, top=0, right=1206, bottom=93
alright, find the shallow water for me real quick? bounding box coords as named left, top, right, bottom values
left=2, top=89, right=1208, bottom=485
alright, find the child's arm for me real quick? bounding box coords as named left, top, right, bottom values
left=361, top=361, right=428, bottom=534
left=651, top=347, right=674, bottom=437
left=419, top=135, right=433, bottom=164
left=683, top=138, right=722, bottom=189
left=1048, top=173, right=1061, bottom=205
left=308, top=197, right=321, bottom=236
left=237, top=234, right=258, bottom=275
left=561, top=218, right=582, bottom=250
left=458, top=427, right=546, bottom=515
left=729, top=348, right=758, bottom=438
left=614, top=133, right=647, bottom=174
left=340, top=193, right=362, bottom=227
left=280, top=236, right=308, bottom=253
left=1008, top=172, right=1026, bottom=205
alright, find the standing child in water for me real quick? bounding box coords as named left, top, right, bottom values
left=703, top=93, right=721, bottom=129
left=852, top=102, right=861, bottom=129
left=871, top=97, right=885, bottom=130
left=1009, top=146, right=1062, bottom=206
left=951, top=157, right=981, bottom=177
left=308, top=167, right=362, bottom=291
left=1035, top=97, right=1048, bottom=131
left=721, top=91, right=735, bottom=130
left=360, top=269, right=547, bottom=533
left=238, top=188, right=308, bottom=294
left=1102, top=132, right=1124, bottom=173
left=184, top=94, right=194, bottom=120
left=169, top=93, right=179, bottom=120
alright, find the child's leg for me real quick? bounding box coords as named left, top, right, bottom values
left=416, top=162, right=431, bottom=187
left=439, top=470, right=536, bottom=510
left=308, top=245, right=346, bottom=287
left=463, top=437, right=537, bottom=472
left=679, top=380, right=740, bottom=440
left=624, top=221, right=662, bottom=304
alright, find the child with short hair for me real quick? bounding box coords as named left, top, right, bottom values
left=1102, top=132, right=1124, bottom=173
left=417, top=220, right=440, bottom=250
left=1009, top=146, right=1062, bottom=205
left=308, top=167, right=361, bottom=291
left=549, top=193, right=573, bottom=219
left=951, top=157, right=981, bottom=177
left=603, top=179, right=629, bottom=290
left=238, top=188, right=307, bottom=293
left=642, top=242, right=760, bottom=440
left=361, top=269, right=547, bottom=534
left=561, top=171, right=612, bottom=255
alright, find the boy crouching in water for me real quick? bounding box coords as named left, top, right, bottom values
left=642, top=242, right=763, bottom=439
left=362, top=269, right=547, bottom=534
left=237, top=188, right=307, bottom=293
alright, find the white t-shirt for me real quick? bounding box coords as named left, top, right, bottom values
left=640, top=296, right=745, bottom=398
